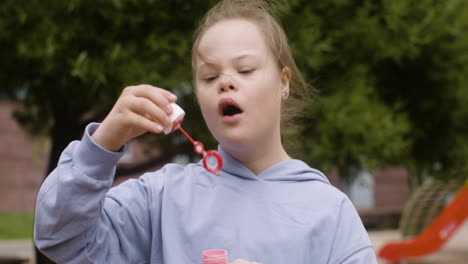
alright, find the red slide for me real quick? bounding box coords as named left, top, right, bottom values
left=378, top=181, right=468, bottom=262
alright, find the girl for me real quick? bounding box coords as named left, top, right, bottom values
left=34, top=0, right=377, bottom=263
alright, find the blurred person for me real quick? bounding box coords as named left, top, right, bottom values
left=34, top=0, right=376, bottom=263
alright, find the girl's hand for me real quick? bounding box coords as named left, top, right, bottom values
left=230, top=259, right=263, bottom=264
left=91, top=84, right=177, bottom=152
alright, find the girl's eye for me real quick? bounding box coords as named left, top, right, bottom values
left=204, top=76, right=218, bottom=82
left=239, top=69, right=254, bottom=74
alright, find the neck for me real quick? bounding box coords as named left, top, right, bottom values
left=221, top=133, right=290, bottom=175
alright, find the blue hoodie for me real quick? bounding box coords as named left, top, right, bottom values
left=34, top=123, right=377, bottom=264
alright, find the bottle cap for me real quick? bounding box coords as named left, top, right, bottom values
left=202, top=249, right=228, bottom=264
left=162, top=103, right=185, bottom=134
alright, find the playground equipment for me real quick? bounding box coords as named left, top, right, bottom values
left=378, top=179, right=468, bottom=261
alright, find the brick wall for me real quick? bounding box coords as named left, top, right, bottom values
left=374, top=167, right=409, bottom=211
left=0, top=100, right=47, bottom=213
left=327, top=166, right=409, bottom=228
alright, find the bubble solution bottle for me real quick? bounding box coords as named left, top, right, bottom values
left=202, top=249, right=229, bottom=264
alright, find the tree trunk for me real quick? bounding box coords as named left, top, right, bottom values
left=36, top=114, right=84, bottom=264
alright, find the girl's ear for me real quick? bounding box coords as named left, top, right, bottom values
left=281, top=67, right=291, bottom=100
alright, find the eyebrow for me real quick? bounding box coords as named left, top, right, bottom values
left=233, top=53, right=258, bottom=62
left=197, top=53, right=259, bottom=70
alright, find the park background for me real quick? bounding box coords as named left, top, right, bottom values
left=0, top=0, right=467, bottom=263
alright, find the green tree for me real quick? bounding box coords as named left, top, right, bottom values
left=282, top=0, right=468, bottom=182
left=0, top=0, right=218, bottom=177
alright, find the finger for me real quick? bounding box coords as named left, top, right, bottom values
left=121, top=85, right=170, bottom=115
left=159, top=88, right=178, bottom=102
left=132, top=85, right=176, bottom=114
left=143, top=84, right=178, bottom=102
left=133, top=85, right=172, bottom=115
left=128, top=97, right=171, bottom=126
left=128, top=111, right=164, bottom=134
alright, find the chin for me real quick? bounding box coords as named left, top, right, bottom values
left=214, top=131, right=250, bottom=151
left=219, top=135, right=263, bottom=157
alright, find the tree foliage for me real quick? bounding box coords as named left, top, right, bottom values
left=0, top=0, right=217, bottom=175
left=281, top=0, right=468, bottom=180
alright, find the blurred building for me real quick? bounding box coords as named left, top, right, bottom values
left=328, top=167, right=409, bottom=228
left=0, top=99, right=47, bottom=212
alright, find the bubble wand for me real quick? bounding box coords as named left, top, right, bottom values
left=159, top=103, right=223, bottom=174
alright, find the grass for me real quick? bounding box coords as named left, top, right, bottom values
left=0, top=213, right=34, bottom=239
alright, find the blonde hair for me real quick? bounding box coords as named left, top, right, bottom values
left=192, top=0, right=312, bottom=128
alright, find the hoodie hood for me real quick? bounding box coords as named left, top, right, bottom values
left=198, top=146, right=330, bottom=184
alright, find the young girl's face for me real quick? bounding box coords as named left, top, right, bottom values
left=194, top=19, right=289, bottom=152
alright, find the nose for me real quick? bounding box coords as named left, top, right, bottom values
left=218, top=74, right=237, bottom=94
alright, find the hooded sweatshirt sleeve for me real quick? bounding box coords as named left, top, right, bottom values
left=328, top=196, right=377, bottom=264
left=34, top=123, right=157, bottom=264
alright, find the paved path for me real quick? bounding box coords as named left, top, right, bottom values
left=0, top=239, right=34, bottom=264
left=1, top=222, right=467, bottom=264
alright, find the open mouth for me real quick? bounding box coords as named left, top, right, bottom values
left=219, top=98, right=243, bottom=117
